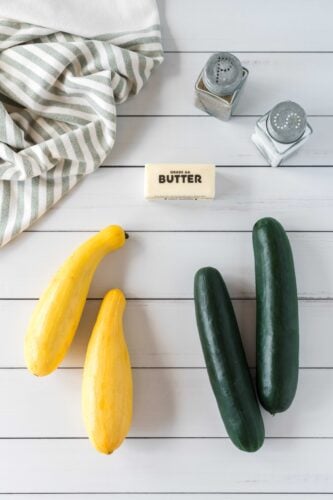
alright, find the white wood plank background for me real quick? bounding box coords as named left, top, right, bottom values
left=0, top=369, right=331, bottom=438
left=2, top=439, right=333, bottom=493
left=2, top=232, right=333, bottom=299
left=1, top=0, right=333, bottom=497
left=1, top=299, right=332, bottom=368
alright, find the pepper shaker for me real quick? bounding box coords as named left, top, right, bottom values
left=251, top=101, right=313, bottom=167
left=195, top=52, right=249, bottom=121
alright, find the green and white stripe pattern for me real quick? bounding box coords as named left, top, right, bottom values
left=0, top=18, right=163, bottom=246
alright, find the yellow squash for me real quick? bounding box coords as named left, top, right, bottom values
left=24, top=225, right=127, bottom=376
left=82, top=289, right=132, bottom=454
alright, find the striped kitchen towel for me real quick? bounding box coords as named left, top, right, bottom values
left=0, top=0, right=163, bottom=246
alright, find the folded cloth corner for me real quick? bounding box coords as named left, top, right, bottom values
left=0, top=0, right=163, bottom=246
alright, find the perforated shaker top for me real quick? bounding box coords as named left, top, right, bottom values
left=267, top=101, right=307, bottom=144
left=202, top=52, right=243, bottom=96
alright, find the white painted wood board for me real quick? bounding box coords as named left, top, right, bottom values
left=1, top=439, right=333, bottom=493
left=0, top=299, right=330, bottom=368
left=158, top=0, right=333, bottom=51
left=0, top=368, right=331, bottom=438
left=1, top=231, right=333, bottom=299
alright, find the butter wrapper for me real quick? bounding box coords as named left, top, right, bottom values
left=144, top=164, right=215, bottom=200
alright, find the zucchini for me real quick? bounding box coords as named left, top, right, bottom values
left=253, top=217, right=299, bottom=414
left=194, top=267, right=265, bottom=452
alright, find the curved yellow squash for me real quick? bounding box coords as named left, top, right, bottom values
left=24, top=225, right=127, bottom=376
left=82, top=289, right=132, bottom=454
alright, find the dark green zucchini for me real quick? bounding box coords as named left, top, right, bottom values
left=253, top=217, right=299, bottom=414
left=194, top=267, right=265, bottom=452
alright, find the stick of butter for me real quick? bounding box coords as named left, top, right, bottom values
left=144, top=164, right=215, bottom=200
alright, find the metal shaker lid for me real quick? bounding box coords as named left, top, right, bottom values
left=267, top=101, right=307, bottom=144
left=202, top=52, right=243, bottom=97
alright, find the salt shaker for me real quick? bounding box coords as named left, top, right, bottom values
left=251, top=101, right=313, bottom=167
left=195, top=52, right=249, bottom=121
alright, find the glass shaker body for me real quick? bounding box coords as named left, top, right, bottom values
left=251, top=101, right=313, bottom=167
left=195, top=52, right=248, bottom=121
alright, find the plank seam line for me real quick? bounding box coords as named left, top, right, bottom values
left=23, top=230, right=333, bottom=234
left=164, top=50, right=333, bottom=54
left=0, top=297, right=331, bottom=302
left=0, top=436, right=332, bottom=440
left=1, top=492, right=333, bottom=495
left=117, top=114, right=333, bottom=118
left=99, top=164, right=333, bottom=168
left=0, top=366, right=331, bottom=370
